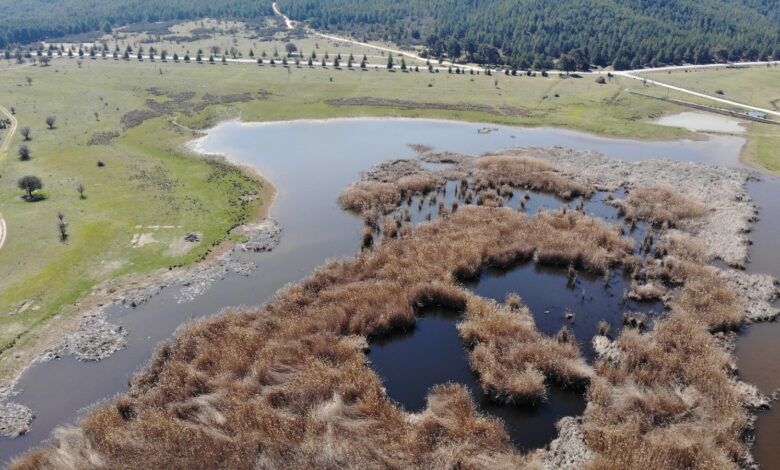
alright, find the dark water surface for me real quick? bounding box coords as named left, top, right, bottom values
left=1, top=119, right=776, bottom=467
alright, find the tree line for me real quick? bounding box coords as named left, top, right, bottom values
left=1, top=0, right=777, bottom=70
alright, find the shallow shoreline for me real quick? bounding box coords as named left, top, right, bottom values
left=0, top=139, right=278, bottom=400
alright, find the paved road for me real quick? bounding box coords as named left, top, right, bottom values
left=612, top=68, right=780, bottom=118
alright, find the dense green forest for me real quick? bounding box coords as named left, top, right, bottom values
left=0, top=0, right=273, bottom=48
left=0, top=0, right=777, bottom=69
left=277, top=0, right=780, bottom=69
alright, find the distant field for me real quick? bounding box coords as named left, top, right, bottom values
left=641, top=66, right=780, bottom=112
left=0, top=47, right=756, bottom=385
left=41, top=19, right=430, bottom=69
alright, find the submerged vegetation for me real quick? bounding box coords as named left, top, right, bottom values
left=12, top=151, right=773, bottom=469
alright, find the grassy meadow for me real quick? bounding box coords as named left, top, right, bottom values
left=640, top=65, right=780, bottom=111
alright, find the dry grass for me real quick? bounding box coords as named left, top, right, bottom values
left=583, top=311, right=752, bottom=470
left=582, top=221, right=753, bottom=469
left=465, top=155, right=592, bottom=200
left=340, top=154, right=592, bottom=215
left=614, top=186, right=707, bottom=226
left=459, top=295, right=592, bottom=404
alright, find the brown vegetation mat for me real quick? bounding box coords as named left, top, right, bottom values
left=611, top=186, right=707, bottom=226
left=326, top=97, right=535, bottom=117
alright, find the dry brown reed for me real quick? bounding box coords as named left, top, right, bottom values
left=583, top=311, right=752, bottom=470
left=14, top=205, right=641, bottom=470
left=614, top=186, right=707, bottom=226
left=465, top=155, right=591, bottom=199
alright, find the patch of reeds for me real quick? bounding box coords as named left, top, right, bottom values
left=613, top=186, right=706, bottom=226
left=464, top=155, right=591, bottom=199
left=583, top=310, right=752, bottom=470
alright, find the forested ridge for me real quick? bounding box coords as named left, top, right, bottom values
left=0, top=0, right=777, bottom=70
left=277, top=0, right=779, bottom=69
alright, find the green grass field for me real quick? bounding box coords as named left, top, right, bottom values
left=0, top=49, right=771, bottom=386
left=641, top=66, right=780, bottom=111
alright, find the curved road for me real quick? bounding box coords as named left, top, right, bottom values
left=272, top=2, right=481, bottom=71
left=0, top=103, right=15, bottom=251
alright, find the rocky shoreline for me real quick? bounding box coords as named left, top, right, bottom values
left=0, top=218, right=281, bottom=438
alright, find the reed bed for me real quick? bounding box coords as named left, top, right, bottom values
left=12, top=204, right=642, bottom=470
left=340, top=154, right=594, bottom=216
left=613, top=186, right=707, bottom=226
left=13, top=157, right=759, bottom=469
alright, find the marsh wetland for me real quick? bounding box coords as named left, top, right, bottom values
left=1, top=118, right=778, bottom=469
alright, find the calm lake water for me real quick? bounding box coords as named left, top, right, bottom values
left=1, top=118, right=777, bottom=468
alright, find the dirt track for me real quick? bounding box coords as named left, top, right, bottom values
left=0, top=103, right=16, bottom=251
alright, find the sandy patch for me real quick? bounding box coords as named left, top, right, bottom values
left=654, top=111, right=746, bottom=133
left=131, top=232, right=156, bottom=248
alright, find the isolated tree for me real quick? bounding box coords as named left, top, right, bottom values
left=18, top=144, right=30, bottom=160
left=45, top=116, right=56, bottom=129
left=18, top=175, right=42, bottom=199
left=360, top=59, right=366, bottom=69
left=25, top=76, right=32, bottom=86
left=173, top=53, right=179, bottom=62
left=20, top=126, right=31, bottom=140
left=249, top=49, right=254, bottom=58
left=285, top=42, right=297, bottom=56
left=77, top=183, right=85, bottom=199
left=10, top=106, right=15, bottom=115
left=387, top=53, right=394, bottom=69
